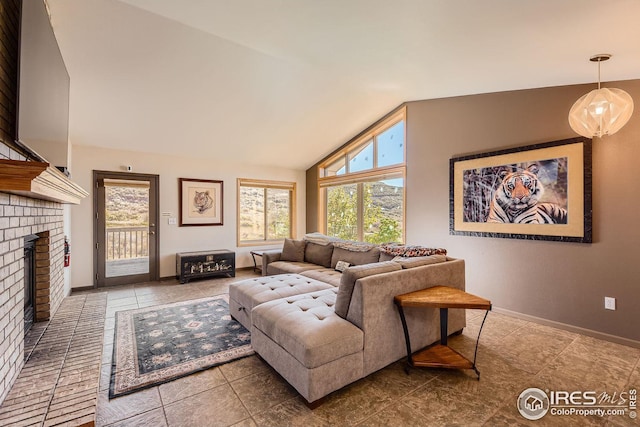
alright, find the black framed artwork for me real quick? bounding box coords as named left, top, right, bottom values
left=179, top=178, right=224, bottom=226
left=450, top=137, right=592, bottom=243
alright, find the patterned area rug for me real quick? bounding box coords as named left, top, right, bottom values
left=110, top=295, right=253, bottom=398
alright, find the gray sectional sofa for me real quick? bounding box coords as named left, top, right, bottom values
left=229, top=236, right=466, bottom=406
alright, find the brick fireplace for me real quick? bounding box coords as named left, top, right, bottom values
left=0, top=0, right=88, bottom=405
left=22, top=231, right=58, bottom=332
left=33, top=230, right=55, bottom=323
left=0, top=152, right=87, bottom=408
left=0, top=190, right=66, bottom=404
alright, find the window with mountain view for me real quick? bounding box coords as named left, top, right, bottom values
left=237, top=179, right=296, bottom=245
left=319, top=107, right=406, bottom=244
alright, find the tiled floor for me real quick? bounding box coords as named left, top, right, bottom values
left=0, top=293, right=107, bottom=426
left=78, top=270, right=638, bottom=426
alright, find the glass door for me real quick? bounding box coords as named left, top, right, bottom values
left=94, top=171, right=159, bottom=287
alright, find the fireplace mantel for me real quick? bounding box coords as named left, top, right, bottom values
left=0, top=159, right=89, bottom=204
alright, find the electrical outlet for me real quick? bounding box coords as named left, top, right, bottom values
left=168, top=217, right=177, bottom=225
left=604, top=297, right=616, bottom=310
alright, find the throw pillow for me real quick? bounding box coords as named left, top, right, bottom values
left=379, top=244, right=447, bottom=257
left=280, top=238, right=306, bottom=262
left=334, top=260, right=351, bottom=272
left=304, top=242, right=334, bottom=268
left=378, top=252, right=395, bottom=262
left=331, top=246, right=380, bottom=268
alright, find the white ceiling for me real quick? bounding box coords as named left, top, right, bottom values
left=47, top=0, right=640, bottom=170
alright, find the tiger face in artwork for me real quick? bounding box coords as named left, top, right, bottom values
left=487, top=164, right=567, bottom=224
left=193, top=190, right=214, bottom=214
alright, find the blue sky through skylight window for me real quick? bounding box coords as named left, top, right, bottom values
left=377, top=121, right=404, bottom=167
left=349, top=141, right=373, bottom=173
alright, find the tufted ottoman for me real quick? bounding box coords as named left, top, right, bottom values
left=250, top=288, right=364, bottom=405
left=228, top=273, right=334, bottom=329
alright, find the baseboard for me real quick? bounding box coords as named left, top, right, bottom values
left=493, top=306, right=640, bottom=349
left=71, top=285, right=95, bottom=292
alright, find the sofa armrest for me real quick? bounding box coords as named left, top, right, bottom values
left=346, top=258, right=466, bottom=374
left=261, top=250, right=282, bottom=276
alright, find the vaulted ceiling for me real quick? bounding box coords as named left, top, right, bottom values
left=47, top=0, right=640, bottom=170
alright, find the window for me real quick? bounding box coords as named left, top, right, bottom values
left=348, top=140, right=373, bottom=173
left=325, top=156, right=346, bottom=176
left=319, top=107, right=406, bottom=244
left=326, top=183, right=358, bottom=240
left=237, top=178, right=296, bottom=246
left=377, top=121, right=405, bottom=167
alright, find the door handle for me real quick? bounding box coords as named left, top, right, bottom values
left=149, top=231, right=156, bottom=235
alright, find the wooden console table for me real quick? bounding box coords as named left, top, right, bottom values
left=394, top=285, right=491, bottom=379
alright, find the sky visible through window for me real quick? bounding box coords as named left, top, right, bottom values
left=377, top=121, right=404, bottom=167
left=346, top=121, right=404, bottom=173
left=381, top=178, right=404, bottom=188
left=349, top=142, right=373, bottom=173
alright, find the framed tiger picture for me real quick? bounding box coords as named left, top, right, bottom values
left=449, top=137, right=592, bottom=243
left=179, top=178, right=224, bottom=226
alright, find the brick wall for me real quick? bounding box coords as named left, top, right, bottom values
left=0, top=144, right=66, bottom=405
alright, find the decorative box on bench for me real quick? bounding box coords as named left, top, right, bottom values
left=176, top=250, right=235, bottom=284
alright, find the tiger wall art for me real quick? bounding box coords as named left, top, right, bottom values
left=192, top=190, right=214, bottom=215
left=462, top=158, right=568, bottom=225
left=179, top=178, right=224, bottom=226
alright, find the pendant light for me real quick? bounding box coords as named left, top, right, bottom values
left=568, top=54, right=634, bottom=138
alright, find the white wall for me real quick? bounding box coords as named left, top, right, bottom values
left=70, top=145, right=305, bottom=288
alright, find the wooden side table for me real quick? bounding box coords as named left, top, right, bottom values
left=394, top=285, right=491, bottom=379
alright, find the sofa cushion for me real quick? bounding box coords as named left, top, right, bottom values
left=392, top=254, right=447, bottom=269
left=228, top=274, right=333, bottom=329
left=266, top=261, right=324, bottom=276
left=300, top=268, right=342, bottom=287
left=281, top=238, right=306, bottom=262
left=330, top=246, right=380, bottom=269
left=304, top=242, right=334, bottom=268
left=251, top=288, right=363, bottom=369
left=334, top=261, right=402, bottom=318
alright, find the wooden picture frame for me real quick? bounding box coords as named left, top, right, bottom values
left=450, top=137, right=592, bottom=243
left=179, top=178, right=223, bottom=226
